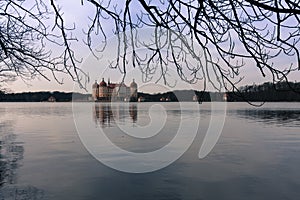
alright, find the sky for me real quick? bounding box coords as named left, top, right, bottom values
left=7, top=0, right=300, bottom=94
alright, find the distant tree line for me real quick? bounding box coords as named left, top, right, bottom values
left=1, top=82, right=300, bottom=102
left=139, top=82, right=300, bottom=102
left=228, top=81, right=300, bottom=102
left=0, top=91, right=89, bottom=102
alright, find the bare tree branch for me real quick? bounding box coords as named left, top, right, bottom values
left=0, top=0, right=299, bottom=97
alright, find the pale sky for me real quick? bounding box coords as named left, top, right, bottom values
left=7, top=1, right=300, bottom=94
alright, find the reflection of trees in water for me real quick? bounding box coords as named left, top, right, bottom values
left=93, top=103, right=138, bottom=127
left=236, top=109, right=300, bottom=127
left=0, top=185, right=45, bottom=200
left=0, top=120, right=44, bottom=199
left=0, top=121, right=24, bottom=186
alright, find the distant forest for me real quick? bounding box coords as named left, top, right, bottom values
left=227, top=81, right=300, bottom=102
left=0, top=82, right=300, bottom=102
left=0, top=91, right=89, bottom=102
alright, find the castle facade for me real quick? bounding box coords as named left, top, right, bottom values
left=92, top=78, right=138, bottom=102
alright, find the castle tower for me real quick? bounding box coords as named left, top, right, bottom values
left=92, top=80, right=99, bottom=101
left=130, top=79, right=138, bottom=101
left=98, top=78, right=108, bottom=100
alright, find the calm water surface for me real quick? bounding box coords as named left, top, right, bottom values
left=0, top=102, right=300, bottom=200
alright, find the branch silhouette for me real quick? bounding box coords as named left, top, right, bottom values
left=0, top=0, right=299, bottom=94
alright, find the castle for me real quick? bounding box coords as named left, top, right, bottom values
left=92, top=78, right=138, bottom=102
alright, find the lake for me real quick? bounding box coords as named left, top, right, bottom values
left=0, top=102, right=300, bottom=200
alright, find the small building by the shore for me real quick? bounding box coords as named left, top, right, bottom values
left=48, top=96, right=56, bottom=102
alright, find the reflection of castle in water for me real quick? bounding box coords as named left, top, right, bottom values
left=92, top=78, right=138, bottom=102
left=93, top=103, right=138, bottom=127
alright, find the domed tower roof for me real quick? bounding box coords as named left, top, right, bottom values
left=92, top=80, right=99, bottom=88
left=130, top=79, right=137, bottom=88
left=99, top=78, right=107, bottom=87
